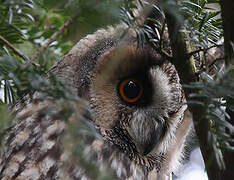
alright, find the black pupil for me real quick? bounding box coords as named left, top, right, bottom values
left=123, top=80, right=141, bottom=99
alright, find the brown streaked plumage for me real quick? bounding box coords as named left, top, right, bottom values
left=0, top=24, right=192, bottom=180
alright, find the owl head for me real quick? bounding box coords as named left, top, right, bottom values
left=55, top=25, right=188, bottom=172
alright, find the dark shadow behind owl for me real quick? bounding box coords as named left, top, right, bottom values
left=0, top=21, right=193, bottom=180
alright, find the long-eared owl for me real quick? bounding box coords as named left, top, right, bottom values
left=0, top=24, right=192, bottom=180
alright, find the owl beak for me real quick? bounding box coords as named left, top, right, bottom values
left=128, top=118, right=164, bottom=156
left=137, top=123, right=163, bottom=156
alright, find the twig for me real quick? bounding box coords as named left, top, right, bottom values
left=0, top=35, right=38, bottom=66
left=31, top=17, right=74, bottom=62
left=187, top=44, right=223, bottom=58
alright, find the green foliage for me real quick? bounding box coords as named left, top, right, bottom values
left=0, top=0, right=123, bottom=59
left=179, top=0, right=223, bottom=48
left=0, top=0, right=34, bottom=45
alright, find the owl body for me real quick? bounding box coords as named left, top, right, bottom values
left=0, top=25, right=192, bottom=180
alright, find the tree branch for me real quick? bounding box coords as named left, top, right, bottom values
left=31, top=17, right=74, bottom=62
left=164, top=3, right=223, bottom=180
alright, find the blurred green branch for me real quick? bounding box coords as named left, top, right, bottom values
left=0, top=35, right=30, bottom=61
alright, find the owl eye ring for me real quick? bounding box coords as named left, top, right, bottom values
left=118, top=78, right=143, bottom=103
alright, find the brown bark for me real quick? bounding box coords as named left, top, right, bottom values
left=220, top=0, right=234, bottom=179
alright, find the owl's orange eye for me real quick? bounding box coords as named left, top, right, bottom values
left=119, top=78, right=143, bottom=103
